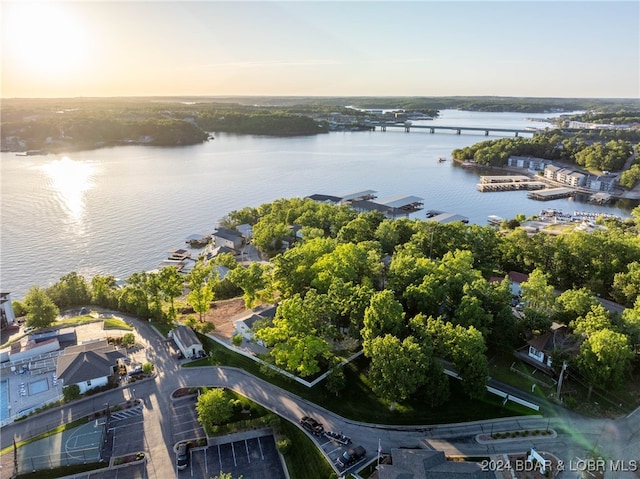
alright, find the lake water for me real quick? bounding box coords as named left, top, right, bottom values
left=1, top=110, right=635, bottom=299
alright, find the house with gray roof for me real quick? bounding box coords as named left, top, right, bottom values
left=169, top=326, right=204, bottom=359
left=56, top=339, right=126, bottom=393
left=233, top=304, right=277, bottom=345
left=213, top=228, right=244, bottom=250
left=378, top=449, right=493, bottom=479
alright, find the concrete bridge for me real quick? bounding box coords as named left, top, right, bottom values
left=369, top=121, right=536, bottom=137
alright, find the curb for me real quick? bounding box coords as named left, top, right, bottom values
left=476, top=428, right=557, bottom=444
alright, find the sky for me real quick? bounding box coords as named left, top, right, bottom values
left=1, top=0, right=639, bottom=99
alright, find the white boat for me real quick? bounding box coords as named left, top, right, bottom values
left=488, top=215, right=503, bottom=225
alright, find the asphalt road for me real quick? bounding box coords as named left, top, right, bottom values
left=2, top=315, right=639, bottom=479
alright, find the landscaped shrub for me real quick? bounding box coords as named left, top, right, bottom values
left=63, top=384, right=81, bottom=402
left=276, top=438, right=292, bottom=454
left=121, top=332, right=136, bottom=348
left=232, top=333, right=243, bottom=346
left=142, top=362, right=154, bottom=374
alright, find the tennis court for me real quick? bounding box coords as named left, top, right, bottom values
left=17, top=418, right=106, bottom=473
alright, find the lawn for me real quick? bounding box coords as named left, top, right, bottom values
left=189, top=337, right=536, bottom=425
left=103, top=318, right=133, bottom=330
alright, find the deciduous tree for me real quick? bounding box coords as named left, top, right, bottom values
left=186, top=260, right=215, bottom=322
left=24, top=286, right=59, bottom=329
left=367, top=334, right=428, bottom=410
left=196, top=388, right=233, bottom=431
left=576, top=329, right=634, bottom=396
left=361, top=290, right=405, bottom=355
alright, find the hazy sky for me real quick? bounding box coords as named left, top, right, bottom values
left=2, top=0, right=638, bottom=98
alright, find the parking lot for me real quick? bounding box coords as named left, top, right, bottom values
left=106, top=402, right=146, bottom=462
left=176, top=433, right=286, bottom=479
left=170, top=396, right=206, bottom=445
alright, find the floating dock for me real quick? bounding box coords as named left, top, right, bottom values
left=589, top=192, right=612, bottom=204
left=527, top=187, right=576, bottom=201
left=477, top=175, right=546, bottom=192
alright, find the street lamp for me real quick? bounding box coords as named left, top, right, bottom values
left=132, top=388, right=136, bottom=400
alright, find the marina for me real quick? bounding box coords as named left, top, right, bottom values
left=476, top=175, right=547, bottom=192
left=527, top=187, right=576, bottom=201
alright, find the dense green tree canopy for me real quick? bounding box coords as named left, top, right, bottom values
left=575, top=329, right=634, bottom=391
left=24, top=286, right=59, bottom=329
left=196, top=388, right=234, bottom=431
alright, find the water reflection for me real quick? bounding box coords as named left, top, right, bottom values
left=40, top=157, right=97, bottom=231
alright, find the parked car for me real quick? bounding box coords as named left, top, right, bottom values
left=176, top=443, right=189, bottom=470
left=299, top=416, right=324, bottom=435
left=337, top=445, right=366, bottom=468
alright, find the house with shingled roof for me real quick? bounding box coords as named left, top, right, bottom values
left=378, top=448, right=494, bottom=478
left=56, top=339, right=126, bottom=393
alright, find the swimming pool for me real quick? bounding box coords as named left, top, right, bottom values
left=0, top=380, right=8, bottom=422
left=29, top=378, right=49, bottom=395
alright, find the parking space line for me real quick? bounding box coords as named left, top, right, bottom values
left=244, top=440, right=250, bottom=464
left=258, top=436, right=264, bottom=460
left=232, top=441, right=237, bottom=466
left=108, top=420, right=144, bottom=431
left=218, top=444, right=222, bottom=470
left=328, top=446, right=342, bottom=455
left=190, top=449, right=194, bottom=477
left=204, top=447, right=208, bottom=473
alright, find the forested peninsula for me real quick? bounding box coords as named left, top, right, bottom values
left=2, top=96, right=638, bottom=153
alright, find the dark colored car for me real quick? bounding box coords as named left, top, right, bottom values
left=176, top=443, right=189, bottom=470
left=337, top=445, right=366, bottom=468
left=299, top=416, right=324, bottom=435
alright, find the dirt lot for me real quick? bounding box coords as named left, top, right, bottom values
left=191, top=298, right=249, bottom=340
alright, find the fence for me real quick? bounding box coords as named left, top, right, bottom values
left=205, top=333, right=363, bottom=388
left=18, top=446, right=102, bottom=474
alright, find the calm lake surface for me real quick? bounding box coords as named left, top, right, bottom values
left=1, top=110, right=635, bottom=299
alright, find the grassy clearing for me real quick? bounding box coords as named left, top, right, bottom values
left=56, top=315, right=102, bottom=327
left=189, top=337, right=535, bottom=425
left=103, top=317, right=133, bottom=330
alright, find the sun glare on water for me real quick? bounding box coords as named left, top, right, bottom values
left=40, top=157, right=99, bottom=232
left=3, top=3, right=89, bottom=78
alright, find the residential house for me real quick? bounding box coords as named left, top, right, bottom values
left=233, top=304, right=277, bottom=345
left=236, top=224, right=253, bottom=240
left=56, top=339, right=126, bottom=393
left=378, top=448, right=494, bottom=479
left=516, top=322, right=580, bottom=374
left=213, top=228, right=244, bottom=251
left=169, top=326, right=204, bottom=359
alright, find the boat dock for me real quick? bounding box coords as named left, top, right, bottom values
left=589, top=192, right=612, bottom=204
left=527, top=187, right=576, bottom=201
left=476, top=175, right=546, bottom=192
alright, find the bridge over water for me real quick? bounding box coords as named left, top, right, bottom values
left=369, top=121, right=537, bottom=137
